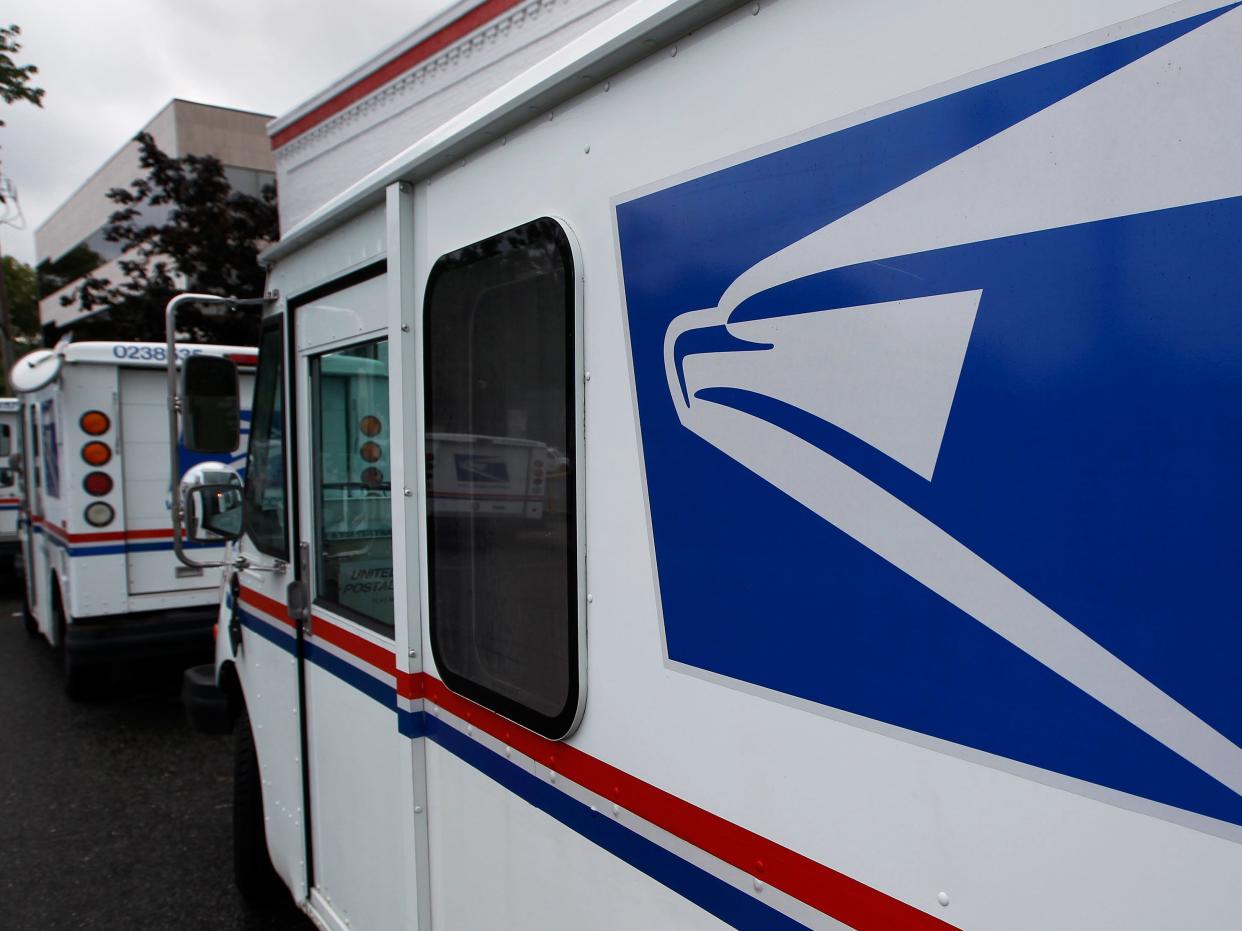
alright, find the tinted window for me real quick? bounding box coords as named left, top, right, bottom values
left=312, top=340, right=393, bottom=632
left=242, top=321, right=289, bottom=560
left=424, top=217, right=579, bottom=738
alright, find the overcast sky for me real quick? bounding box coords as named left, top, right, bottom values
left=0, top=0, right=457, bottom=265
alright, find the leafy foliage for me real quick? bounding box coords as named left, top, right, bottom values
left=0, top=24, right=43, bottom=129
left=2, top=255, right=38, bottom=340
left=36, top=244, right=102, bottom=299
left=67, top=133, right=274, bottom=344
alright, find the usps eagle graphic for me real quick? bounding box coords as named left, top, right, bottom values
left=616, top=2, right=1242, bottom=831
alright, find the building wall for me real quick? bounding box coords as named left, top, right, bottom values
left=36, top=100, right=274, bottom=329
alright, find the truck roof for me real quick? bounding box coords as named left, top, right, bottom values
left=262, top=0, right=737, bottom=265
left=57, top=342, right=258, bottom=368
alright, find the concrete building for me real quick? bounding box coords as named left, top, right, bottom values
left=36, top=99, right=275, bottom=329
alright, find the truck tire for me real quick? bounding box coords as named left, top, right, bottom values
left=234, top=705, right=283, bottom=905
left=55, top=584, right=108, bottom=701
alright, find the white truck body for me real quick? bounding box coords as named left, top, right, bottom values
left=14, top=342, right=254, bottom=684
left=195, top=2, right=1242, bottom=929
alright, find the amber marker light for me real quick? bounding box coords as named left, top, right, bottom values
left=360, top=415, right=382, bottom=437
left=80, top=410, right=111, bottom=435
left=82, top=441, right=112, bottom=466
left=360, top=442, right=382, bottom=463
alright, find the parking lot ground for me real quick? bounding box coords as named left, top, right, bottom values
left=0, top=582, right=313, bottom=930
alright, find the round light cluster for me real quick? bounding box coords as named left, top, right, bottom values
left=79, top=410, right=114, bottom=525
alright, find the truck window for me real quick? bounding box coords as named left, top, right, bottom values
left=311, top=339, right=393, bottom=631
left=243, top=320, right=289, bottom=560
left=29, top=405, right=40, bottom=491
left=424, top=217, right=580, bottom=738
left=40, top=399, right=60, bottom=498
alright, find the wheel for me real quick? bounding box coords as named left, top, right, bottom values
left=21, top=589, right=37, bottom=639
left=53, top=583, right=108, bottom=701
left=234, top=705, right=282, bottom=905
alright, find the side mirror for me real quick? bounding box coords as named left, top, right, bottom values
left=180, top=462, right=244, bottom=543
left=181, top=355, right=240, bottom=454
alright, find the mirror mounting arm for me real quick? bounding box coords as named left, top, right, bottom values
left=164, top=291, right=275, bottom=571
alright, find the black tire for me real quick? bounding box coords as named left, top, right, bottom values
left=54, top=582, right=108, bottom=701
left=234, top=705, right=283, bottom=905
left=21, top=589, right=37, bottom=639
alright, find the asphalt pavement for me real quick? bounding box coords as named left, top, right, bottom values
left=0, top=578, right=313, bottom=930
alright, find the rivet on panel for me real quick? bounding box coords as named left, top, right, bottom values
left=587, top=593, right=594, bottom=604
left=584, top=371, right=592, bottom=382
left=670, top=45, right=678, bottom=57
left=584, top=144, right=591, bottom=154
left=415, top=805, right=424, bottom=814
left=753, top=878, right=765, bottom=893
left=937, top=892, right=950, bottom=907
left=751, top=2, right=760, bottom=13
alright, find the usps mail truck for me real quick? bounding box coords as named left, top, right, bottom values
left=176, top=1, right=1242, bottom=928
left=11, top=341, right=254, bottom=696
left=0, top=397, right=21, bottom=573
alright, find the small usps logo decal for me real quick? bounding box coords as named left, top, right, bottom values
left=454, top=454, right=511, bottom=485
left=617, top=3, right=1242, bottom=830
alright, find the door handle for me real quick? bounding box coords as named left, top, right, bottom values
left=287, top=579, right=311, bottom=635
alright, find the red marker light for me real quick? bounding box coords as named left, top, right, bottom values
left=83, top=472, right=113, bottom=496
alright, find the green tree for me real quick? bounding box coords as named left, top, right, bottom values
left=68, top=132, right=275, bottom=344
left=2, top=255, right=37, bottom=338
left=36, top=244, right=103, bottom=299
left=0, top=24, right=43, bottom=127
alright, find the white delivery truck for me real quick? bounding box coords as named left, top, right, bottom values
left=10, top=340, right=254, bottom=697
left=175, top=1, right=1242, bottom=929
left=0, top=397, right=21, bottom=573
